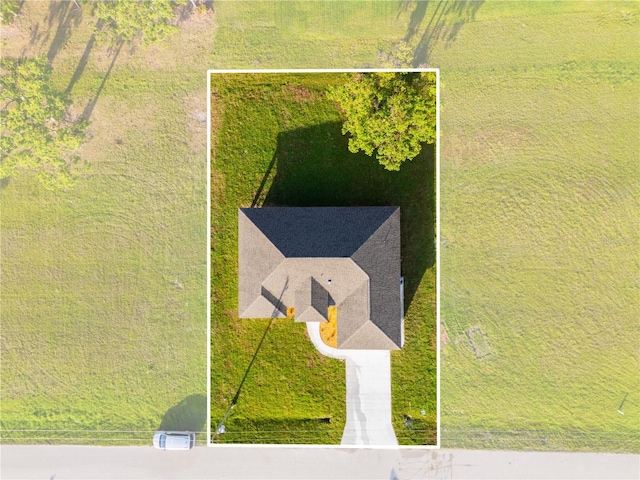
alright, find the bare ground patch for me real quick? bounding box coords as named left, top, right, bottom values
left=443, top=127, right=538, bottom=168
left=465, top=326, right=492, bottom=359
left=124, top=3, right=216, bottom=72
left=182, top=90, right=208, bottom=154
left=440, top=324, right=450, bottom=348
left=282, top=84, right=318, bottom=103
left=72, top=96, right=166, bottom=167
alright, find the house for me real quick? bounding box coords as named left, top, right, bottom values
left=238, top=207, right=403, bottom=350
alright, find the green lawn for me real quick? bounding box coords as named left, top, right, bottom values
left=0, top=1, right=210, bottom=445
left=210, top=73, right=437, bottom=445
left=435, top=3, right=640, bottom=452
left=210, top=0, right=639, bottom=452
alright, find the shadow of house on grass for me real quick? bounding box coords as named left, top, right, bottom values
left=258, top=122, right=435, bottom=312
left=159, top=394, right=207, bottom=432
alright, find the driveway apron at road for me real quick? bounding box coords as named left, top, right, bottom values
left=306, top=322, right=398, bottom=446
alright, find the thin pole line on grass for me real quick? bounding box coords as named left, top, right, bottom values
left=617, top=392, right=629, bottom=414
left=212, top=278, right=289, bottom=441
left=212, top=317, right=274, bottom=440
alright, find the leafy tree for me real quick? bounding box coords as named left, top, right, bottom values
left=327, top=72, right=436, bottom=171
left=92, top=0, right=186, bottom=46
left=1, top=56, right=87, bottom=189
left=0, top=0, right=20, bottom=25
left=378, top=41, right=417, bottom=69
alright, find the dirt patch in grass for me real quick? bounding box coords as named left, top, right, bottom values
left=0, top=22, right=22, bottom=42
left=282, top=84, right=317, bottom=103
left=443, top=127, right=537, bottom=168
left=465, top=327, right=492, bottom=359
left=440, top=324, right=450, bottom=348
left=75, top=96, right=166, bottom=166
left=175, top=3, right=216, bottom=29
left=182, top=90, right=208, bottom=154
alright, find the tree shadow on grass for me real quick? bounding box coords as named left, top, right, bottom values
left=66, top=20, right=104, bottom=95
left=159, top=394, right=207, bottom=432
left=31, top=0, right=84, bottom=63
left=260, top=121, right=435, bottom=311
left=397, top=0, right=484, bottom=66
left=81, top=40, right=123, bottom=121
left=0, top=177, right=11, bottom=191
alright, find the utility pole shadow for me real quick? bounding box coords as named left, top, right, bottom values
left=212, top=279, right=289, bottom=442
left=251, top=152, right=277, bottom=208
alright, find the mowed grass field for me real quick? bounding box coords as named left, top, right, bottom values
left=433, top=2, right=639, bottom=452
left=1, top=0, right=637, bottom=451
left=209, top=1, right=639, bottom=452
left=0, top=1, right=211, bottom=444
left=210, top=73, right=436, bottom=445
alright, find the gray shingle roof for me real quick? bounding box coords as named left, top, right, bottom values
left=238, top=207, right=402, bottom=350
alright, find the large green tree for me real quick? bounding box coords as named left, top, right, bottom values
left=0, top=0, right=20, bottom=25
left=92, top=0, right=185, bottom=46
left=1, top=56, right=87, bottom=189
left=327, top=72, right=436, bottom=171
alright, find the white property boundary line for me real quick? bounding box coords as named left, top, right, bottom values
left=206, top=66, right=212, bottom=446
left=206, top=68, right=440, bottom=449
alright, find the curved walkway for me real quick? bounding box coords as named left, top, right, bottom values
left=306, top=322, right=398, bottom=446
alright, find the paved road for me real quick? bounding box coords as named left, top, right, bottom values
left=1, top=446, right=638, bottom=480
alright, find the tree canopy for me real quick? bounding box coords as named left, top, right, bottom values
left=0, top=56, right=87, bottom=189
left=327, top=72, right=437, bottom=171
left=0, top=0, right=20, bottom=25
left=93, top=0, right=185, bottom=46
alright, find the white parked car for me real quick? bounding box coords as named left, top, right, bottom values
left=153, top=431, right=196, bottom=450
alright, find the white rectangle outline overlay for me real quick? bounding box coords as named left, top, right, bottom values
left=207, top=68, right=440, bottom=449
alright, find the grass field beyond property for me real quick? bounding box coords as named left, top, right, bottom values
left=207, top=0, right=640, bottom=453
left=431, top=3, right=640, bottom=452
left=0, top=1, right=209, bottom=445
left=210, top=73, right=437, bottom=445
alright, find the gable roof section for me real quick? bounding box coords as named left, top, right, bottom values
left=338, top=320, right=400, bottom=351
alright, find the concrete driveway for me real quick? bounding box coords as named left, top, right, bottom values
left=306, top=322, right=397, bottom=446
